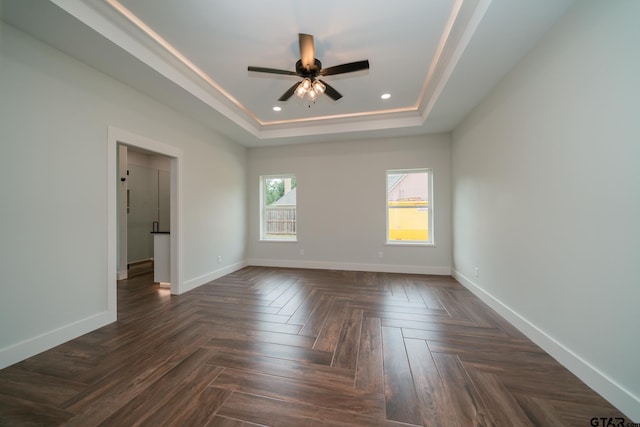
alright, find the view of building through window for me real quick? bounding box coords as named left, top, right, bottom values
left=386, top=169, right=432, bottom=243
left=261, top=175, right=297, bottom=240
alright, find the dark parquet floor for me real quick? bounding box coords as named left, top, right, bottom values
left=0, top=266, right=628, bottom=426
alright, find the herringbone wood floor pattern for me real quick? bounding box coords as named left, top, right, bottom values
left=0, top=267, right=628, bottom=426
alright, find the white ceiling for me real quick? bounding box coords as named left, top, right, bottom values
left=1, top=0, right=574, bottom=147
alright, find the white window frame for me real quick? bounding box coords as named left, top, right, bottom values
left=260, top=174, right=297, bottom=242
left=385, top=168, right=434, bottom=245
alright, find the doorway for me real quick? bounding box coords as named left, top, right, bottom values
left=107, top=126, right=182, bottom=320
left=121, top=147, right=172, bottom=279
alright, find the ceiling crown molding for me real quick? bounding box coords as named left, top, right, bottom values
left=50, top=0, right=261, bottom=136
left=50, top=0, right=491, bottom=140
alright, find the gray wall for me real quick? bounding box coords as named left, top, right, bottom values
left=0, top=22, right=247, bottom=368
left=451, top=0, right=640, bottom=419
left=247, top=135, right=452, bottom=274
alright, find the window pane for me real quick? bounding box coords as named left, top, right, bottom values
left=262, top=175, right=296, bottom=241
left=387, top=170, right=431, bottom=243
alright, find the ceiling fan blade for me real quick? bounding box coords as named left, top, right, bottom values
left=298, top=33, right=315, bottom=70
left=320, top=60, right=370, bottom=76
left=319, top=80, right=342, bottom=101
left=248, top=66, right=298, bottom=76
left=278, top=82, right=300, bottom=102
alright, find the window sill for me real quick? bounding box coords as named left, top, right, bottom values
left=385, top=241, right=436, bottom=247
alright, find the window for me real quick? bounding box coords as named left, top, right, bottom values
left=260, top=175, right=297, bottom=241
left=386, top=169, right=433, bottom=244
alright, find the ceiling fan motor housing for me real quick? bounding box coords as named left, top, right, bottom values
left=296, top=58, right=322, bottom=76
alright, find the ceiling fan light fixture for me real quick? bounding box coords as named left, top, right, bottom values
left=312, top=79, right=326, bottom=95
left=296, top=78, right=312, bottom=98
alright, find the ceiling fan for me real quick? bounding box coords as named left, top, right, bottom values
left=248, top=33, right=369, bottom=102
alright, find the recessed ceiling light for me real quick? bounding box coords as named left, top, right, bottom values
left=273, top=106, right=282, bottom=112
left=381, top=93, right=391, bottom=100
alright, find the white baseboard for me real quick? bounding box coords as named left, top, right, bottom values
left=180, top=260, right=248, bottom=294
left=128, top=257, right=154, bottom=264
left=451, top=269, right=640, bottom=422
left=0, top=310, right=116, bottom=370
left=118, top=258, right=154, bottom=280
left=0, top=260, right=248, bottom=370
left=247, top=258, right=451, bottom=276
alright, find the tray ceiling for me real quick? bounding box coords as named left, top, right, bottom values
left=1, top=0, right=574, bottom=146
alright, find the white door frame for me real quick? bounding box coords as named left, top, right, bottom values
left=107, top=126, right=182, bottom=317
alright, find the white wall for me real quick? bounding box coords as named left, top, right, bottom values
left=0, top=22, right=247, bottom=369
left=247, top=135, right=451, bottom=274
left=451, top=0, right=640, bottom=420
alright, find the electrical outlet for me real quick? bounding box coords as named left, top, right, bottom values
left=474, top=267, right=480, bottom=278
left=217, top=255, right=222, bottom=264
left=378, top=251, right=384, bottom=259
left=299, top=249, right=304, bottom=256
